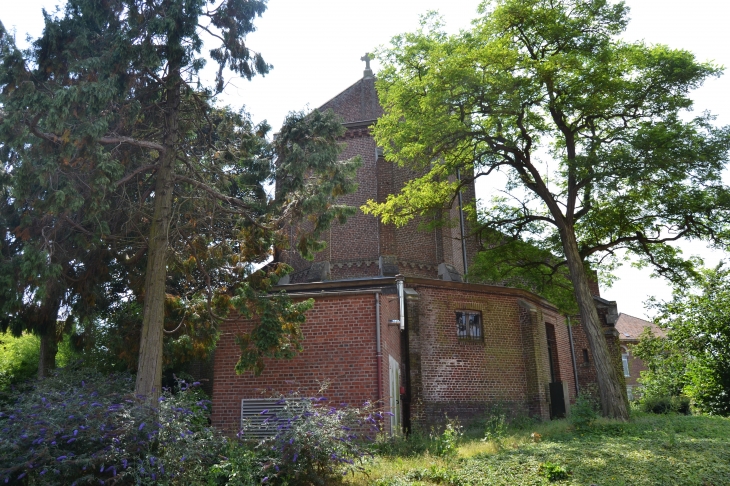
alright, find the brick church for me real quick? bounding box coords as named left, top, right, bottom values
left=210, top=60, right=622, bottom=435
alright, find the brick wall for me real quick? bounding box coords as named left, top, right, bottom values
left=211, top=293, right=381, bottom=435
left=279, top=75, right=480, bottom=282
left=405, top=281, right=577, bottom=426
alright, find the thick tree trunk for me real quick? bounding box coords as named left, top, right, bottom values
left=561, top=226, right=629, bottom=420
left=134, top=75, right=180, bottom=402
left=38, top=326, right=58, bottom=379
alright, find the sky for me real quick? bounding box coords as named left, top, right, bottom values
left=3, top=0, right=730, bottom=320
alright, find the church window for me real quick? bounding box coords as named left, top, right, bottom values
left=622, top=352, right=630, bottom=377
left=456, top=311, right=482, bottom=341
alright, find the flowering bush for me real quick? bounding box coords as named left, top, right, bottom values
left=0, top=367, right=225, bottom=484
left=239, top=392, right=381, bottom=485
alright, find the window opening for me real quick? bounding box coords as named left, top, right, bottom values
left=622, top=353, right=630, bottom=377
left=456, top=311, right=482, bottom=341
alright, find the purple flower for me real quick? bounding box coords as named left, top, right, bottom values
left=67, top=438, right=76, bottom=443
left=292, top=453, right=298, bottom=462
left=260, top=409, right=269, bottom=415
left=40, top=470, right=47, bottom=475
left=73, top=429, right=78, bottom=436
left=16, top=473, right=25, bottom=480
left=139, top=423, right=146, bottom=431
left=122, top=459, right=128, bottom=469
left=57, top=456, right=67, bottom=461
left=262, top=477, right=269, bottom=483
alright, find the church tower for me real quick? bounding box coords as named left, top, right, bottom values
left=280, top=56, right=479, bottom=283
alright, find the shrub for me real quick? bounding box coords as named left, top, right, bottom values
left=430, top=417, right=462, bottom=457
left=483, top=412, right=507, bottom=442
left=240, top=392, right=378, bottom=485
left=206, top=442, right=264, bottom=485
left=641, top=395, right=691, bottom=415
left=0, top=367, right=225, bottom=485
left=539, top=461, right=570, bottom=481
left=569, top=393, right=599, bottom=430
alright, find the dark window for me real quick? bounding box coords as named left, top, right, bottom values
left=456, top=311, right=482, bottom=341
left=582, top=349, right=590, bottom=363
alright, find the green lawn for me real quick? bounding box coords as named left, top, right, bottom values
left=346, top=413, right=730, bottom=486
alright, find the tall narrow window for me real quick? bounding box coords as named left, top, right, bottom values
left=622, top=353, right=630, bottom=377
left=456, top=311, right=482, bottom=341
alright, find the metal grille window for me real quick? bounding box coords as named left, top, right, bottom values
left=456, top=311, right=482, bottom=341
left=240, top=398, right=296, bottom=439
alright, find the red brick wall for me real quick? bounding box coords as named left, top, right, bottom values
left=279, top=76, right=480, bottom=282
left=211, top=293, right=381, bottom=435
left=405, top=283, right=577, bottom=425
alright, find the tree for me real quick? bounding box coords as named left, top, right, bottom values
left=0, top=1, right=359, bottom=398
left=634, top=265, right=730, bottom=415
left=363, top=0, right=730, bottom=419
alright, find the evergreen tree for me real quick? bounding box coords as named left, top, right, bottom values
left=0, top=1, right=358, bottom=397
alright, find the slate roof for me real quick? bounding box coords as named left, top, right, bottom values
left=615, top=313, right=666, bottom=342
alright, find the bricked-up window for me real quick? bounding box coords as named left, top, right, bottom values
left=456, top=311, right=482, bottom=341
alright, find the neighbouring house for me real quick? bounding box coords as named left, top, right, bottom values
left=615, top=313, right=665, bottom=400
left=209, top=60, right=624, bottom=435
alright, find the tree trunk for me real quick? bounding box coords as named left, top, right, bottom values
left=38, top=326, right=58, bottom=379
left=134, top=73, right=181, bottom=402
left=561, top=225, right=629, bottom=420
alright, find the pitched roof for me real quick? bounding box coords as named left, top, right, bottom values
left=615, top=313, right=666, bottom=342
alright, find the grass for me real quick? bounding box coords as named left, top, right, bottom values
left=345, top=412, right=730, bottom=485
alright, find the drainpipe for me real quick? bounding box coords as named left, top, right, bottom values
left=395, top=275, right=405, bottom=331
left=567, top=316, right=580, bottom=396
left=375, top=292, right=383, bottom=406
left=456, top=168, right=468, bottom=279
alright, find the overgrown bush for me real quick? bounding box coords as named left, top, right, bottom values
left=0, top=332, right=82, bottom=392
left=430, top=417, right=462, bottom=457
left=569, top=393, right=599, bottom=430
left=239, top=392, right=378, bottom=485
left=641, top=395, right=691, bottom=415
left=0, top=367, right=225, bottom=484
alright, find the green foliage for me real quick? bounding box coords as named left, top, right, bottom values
left=483, top=412, right=507, bottom=442
left=640, top=396, right=691, bottom=415
left=0, top=367, right=227, bottom=485
left=430, top=418, right=463, bottom=458
left=470, top=234, right=579, bottom=314
left=538, top=461, right=571, bottom=482
left=354, top=414, right=730, bottom=486
left=363, top=0, right=730, bottom=419
left=206, top=443, right=264, bottom=486
left=569, top=393, right=599, bottom=430
left=0, top=332, right=84, bottom=391
left=635, top=265, right=730, bottom=415
left=240, top=391, right=377, bottom=485
left=0, top=0, right=360, bottom=390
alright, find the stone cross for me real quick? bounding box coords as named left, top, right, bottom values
left=361, top=53, right=372, bottom=71
left=361, top=53, right=373, bottom=79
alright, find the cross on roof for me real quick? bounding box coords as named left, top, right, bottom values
left=361, top=53, right=374, bottom=79
left=360, top=53, right=372, bottom=71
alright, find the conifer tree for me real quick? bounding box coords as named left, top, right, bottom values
left=0, top=1, right=358, bottom=397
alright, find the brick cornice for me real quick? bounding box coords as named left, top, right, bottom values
left=275, top=275, right=559, bottom=312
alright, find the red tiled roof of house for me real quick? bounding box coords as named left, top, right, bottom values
left=615, top=313, right=666, bottom=342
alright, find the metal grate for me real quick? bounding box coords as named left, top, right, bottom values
left=240, top=398, right=290, bottom=439
left=456, top=311, right=483, bottom=341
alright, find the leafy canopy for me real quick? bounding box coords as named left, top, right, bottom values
left=364, top=0, right=730, bottom=288
left=635, top=264, right=730, bottom=415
